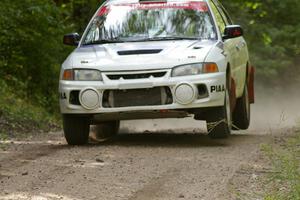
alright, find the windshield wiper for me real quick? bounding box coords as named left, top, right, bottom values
left=83, top=36, right=201, bottom=45
left=83, top=39, right=125, bottom=45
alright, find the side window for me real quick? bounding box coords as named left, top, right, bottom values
left=209, top=1, right=226, bottom=34
left=213, top=0, right=233, bottom=25
left=219, top=7, right=233, bottom=25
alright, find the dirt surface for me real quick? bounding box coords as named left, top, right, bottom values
left=0, top=91, right=299, bottom=200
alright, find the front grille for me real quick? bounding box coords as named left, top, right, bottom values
left=102, top=87, right=173, bottom=108
left=107, top=72, right=166, bottom=80
left=117, top=49, right=162, bottom=55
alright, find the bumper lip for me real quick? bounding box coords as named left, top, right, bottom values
left=59, top=72, right=226, bottom=115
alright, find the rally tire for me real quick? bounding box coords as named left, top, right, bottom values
left=232, top=83, right=250, bottom=130
left=91, top=121, right=120, bottom=141
left=207, top=88, right=232, bottom=139
left=63, top=115, right=90, bottom=145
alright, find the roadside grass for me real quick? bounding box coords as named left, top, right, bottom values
left=0, top=80, right=61, bottom=140
left=0, top=130, right=8, bottom=150
left=261, top=129, right=300, bottom=200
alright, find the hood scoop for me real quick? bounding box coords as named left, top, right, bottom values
left=117, top=49, right=162, bottom=56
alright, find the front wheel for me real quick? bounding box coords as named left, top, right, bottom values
left=63, top=115, right=90, bottom=145
left=206, top=88, right=232, bottom=139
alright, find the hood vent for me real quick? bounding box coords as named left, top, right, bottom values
left=117, top=49, right=162, bottom=56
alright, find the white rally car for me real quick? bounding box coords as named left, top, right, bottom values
left=60, top=0, right=255, bottom=145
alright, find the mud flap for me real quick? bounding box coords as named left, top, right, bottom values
left=248, top=66, right=255, bottom=104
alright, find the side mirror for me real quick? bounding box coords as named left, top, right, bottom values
left=223, top=25, right=243, bottom=40
left=63, top=33, right=80, bottom=46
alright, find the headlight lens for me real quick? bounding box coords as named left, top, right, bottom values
left=62, top=69, right=102, bottom=81
left=171, top=63, right=203, bottom=77
left=74, top=69, right=102, bottom=81
left=171, top=63, right=219, bottom=77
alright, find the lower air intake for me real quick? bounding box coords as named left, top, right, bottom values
left=103, top=87, right=173, bottom=108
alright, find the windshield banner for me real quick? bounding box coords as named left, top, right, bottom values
left=97, top=2, right=208, bottom=16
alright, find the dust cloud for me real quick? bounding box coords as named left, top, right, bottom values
left=249, top=85, right=300, bottom=131
left=120, top=84, right=300, bottom=134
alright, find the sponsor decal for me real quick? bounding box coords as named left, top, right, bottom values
left=211, top=85, right=225, bottom=93
left=60, top=92, right=67, bottom=100
left=97, top=2, right=208, bottom=16
left=97, top=6, right=110, bottom=16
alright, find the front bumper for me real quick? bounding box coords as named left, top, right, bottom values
left=59, top=70, right=226, bottom=116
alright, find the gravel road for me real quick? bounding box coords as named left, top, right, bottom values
left=0, top=91, right=299, bottom=200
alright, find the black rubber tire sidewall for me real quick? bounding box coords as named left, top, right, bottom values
left=63, top=115, right=90, bottom=145
left=207, top=89, right=232, bottom=139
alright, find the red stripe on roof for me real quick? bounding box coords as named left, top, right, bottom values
left=97, top=6, right=110, bottom=16
left=97, top=2, right=208, bottom=16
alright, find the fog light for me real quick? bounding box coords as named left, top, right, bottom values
left=79, top=88, right=100, bottom=110
left=175, top=83, right=197, bottom=105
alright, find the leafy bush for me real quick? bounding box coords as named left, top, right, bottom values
left=0, top=80, right=60, bottom=137
left=0, top=0, right=72, bottom=112
left=54, top=0, right=103, bottom=34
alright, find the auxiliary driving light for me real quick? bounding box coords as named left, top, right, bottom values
left=79, top=88, right=100, bottom=110
left=174, top=83, right=197, bottom=105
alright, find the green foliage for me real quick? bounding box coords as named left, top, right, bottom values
left=57, top=0, right=103, bottom=33
left=221, top=0, right=300, bottom=85
left=0, top=0, right=72, bottom=112
left=0, top=131, right=8, bottom=150
left=0, top=80, right=60, bottom=137
left=261, top=132, right=300, bottom=200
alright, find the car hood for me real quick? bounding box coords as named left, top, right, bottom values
left=65, top=40, right=217, bottom=71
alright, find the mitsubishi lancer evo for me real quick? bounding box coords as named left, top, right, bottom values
left=60, top=0, right=255, bottom=145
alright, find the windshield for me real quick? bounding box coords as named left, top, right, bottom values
left=82, top=2, right=217, bottom=45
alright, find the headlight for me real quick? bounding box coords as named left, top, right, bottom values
left=74, top=69, right=102, bottom=81
left=62, top=69, right=102, bottom=81
left=171, top=63, right=219, bottom=77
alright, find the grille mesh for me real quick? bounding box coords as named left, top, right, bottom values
left=103, top=87, right=173, bottom=108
